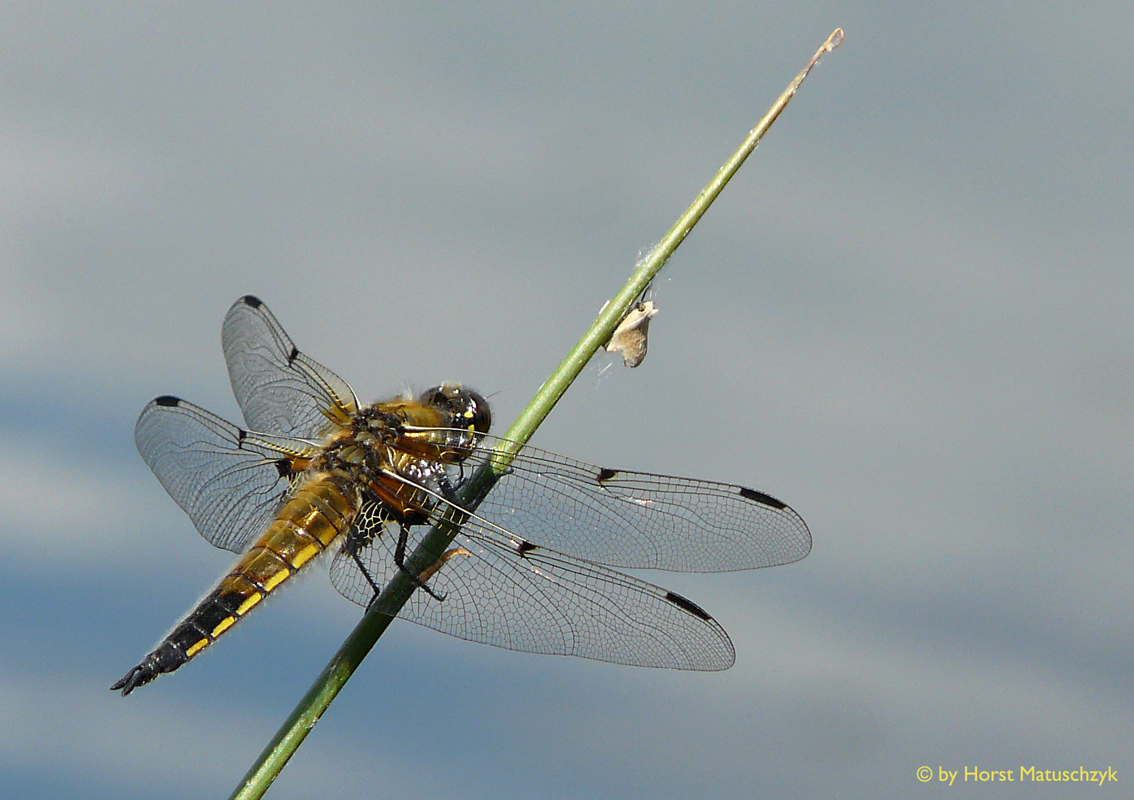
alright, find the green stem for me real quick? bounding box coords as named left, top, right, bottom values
left=227, top=28, right=842, bottom=800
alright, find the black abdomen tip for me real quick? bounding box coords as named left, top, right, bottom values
left=111, top=664, right=152, bottom=696
left=110, top=642, right=188, bottom=696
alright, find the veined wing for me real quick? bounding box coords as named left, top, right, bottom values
left=135, top=396, right=316, bottom=553
left=402, top=431, right=811, bottom=573
left=222, top=294, right=359, bottom=439
left=329, top=499, right=735, bottom=671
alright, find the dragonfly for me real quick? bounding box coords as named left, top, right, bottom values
left=112, top=295, right=811, bottom=695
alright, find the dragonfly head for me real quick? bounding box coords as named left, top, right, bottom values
left=421, top=384, right=492, bottom=435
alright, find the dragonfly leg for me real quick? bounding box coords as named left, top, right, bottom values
left=393, top=522, right=447, bottom=601
left=351, top=549, right=382, bottom=598
left=417, top=546, right=471, bottom=582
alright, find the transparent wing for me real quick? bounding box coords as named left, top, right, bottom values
left=423, top=433, right=811, bottom=573
left=135, top=396, right=315, bottom=553
left=221, top=294, right=360, bottom=439
left=328, top=500, right=735, bottom=670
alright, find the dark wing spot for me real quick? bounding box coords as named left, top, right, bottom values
left=515, top=540, right=539, bottom=556
left=664, top=591, right=713, bottom=621
left=287, top=346, right=300, bottom=364
left=236, top=428, right=247, bottom=445
left=596, top=467, right=619, bottom=482
left=275, top=459, right=292, bottom=478
left=241, top=295, right=263, bottom=308
left=154, top=395, right=181, bottom=407
left=738, top=486, right=787, bottom=509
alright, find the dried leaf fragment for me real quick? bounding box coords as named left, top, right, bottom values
left=604, top=301, right=658, bottom=368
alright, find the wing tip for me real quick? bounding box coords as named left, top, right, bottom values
left=737, top=486, right=788, bottom=509
left=663, top=590, right=713, bottom=622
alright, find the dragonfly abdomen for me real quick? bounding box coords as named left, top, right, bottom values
left=112, top=475, right=358, bottom=695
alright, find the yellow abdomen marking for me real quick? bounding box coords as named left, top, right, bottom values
left=238, top=548, right=291, bottom=592
left=218, top=573, right=264, bottom=616
left=236, top=592, right=263, bottom=616
left=210, top=615, right=237, bottom=637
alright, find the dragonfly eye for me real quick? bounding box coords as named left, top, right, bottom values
left=421, top=384, right=492, bottom=434
left=463, top=389, right=491, bottom=434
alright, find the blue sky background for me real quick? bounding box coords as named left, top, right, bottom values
left=2, top=3, right=1131, bottom=798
